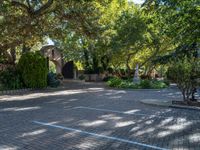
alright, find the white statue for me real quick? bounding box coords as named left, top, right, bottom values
left=133, top=64, right=140, bottom=83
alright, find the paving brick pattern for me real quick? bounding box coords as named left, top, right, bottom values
left=0, top=81, right=200, bottom=150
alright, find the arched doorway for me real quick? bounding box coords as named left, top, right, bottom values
left=62, top=61, right=74, bottom=79
left=40, top=45, right=63, bottom=74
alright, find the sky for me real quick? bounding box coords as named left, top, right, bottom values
left=47, top=38, right=54, bottom=45
left=129, top=0, right=145, bottom=4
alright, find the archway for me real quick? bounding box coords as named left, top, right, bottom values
left=40, top=45, right=63, bottom=74
left=49, top=60, right=56, bottom=73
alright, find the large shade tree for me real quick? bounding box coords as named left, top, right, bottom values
left=0, top=0, right=104, bottom=64
left=53, top=0, right=129, bottom=73
left=143, top=0, right=200, bottom=61
left=110, top=4, right=153, bottom=76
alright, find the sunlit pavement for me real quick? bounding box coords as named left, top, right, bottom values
left=0, top=81, right=200, bottom=150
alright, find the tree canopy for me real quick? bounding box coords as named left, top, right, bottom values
left=0, top=0, right=199, bottom=76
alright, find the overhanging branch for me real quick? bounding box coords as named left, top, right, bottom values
left=33, top=0, right=53, bottom=16
left=11, top=0, right=31, bottom=13
left=11, top=0, right=54, bottom=16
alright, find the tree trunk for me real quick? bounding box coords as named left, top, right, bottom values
left=126, top=54, right=131, bottom=77
left=92, top=53, right=99, bottom=74
left=101, top=55, right=109, bottom=71
left=10, top=48, right=16, bottom=65
left=83, top=49, right=90, bottom=71
left=191, top=88, right=197, bottom=101
left=182, top=91, right=187, bottom=102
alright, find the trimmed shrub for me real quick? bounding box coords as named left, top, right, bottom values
left=17, top=51, right=48, bottom=88
left=107, top=77, right=122, bottom=87
left=140, top=79, right=151, bottom=89
left=47, top=72, right=60, bottom=87
left=151, top=80, right=168, bottom=89
left=120, top=81, right=138, bottom=89
left=163, top=79, right=170, bottom=86
left=167, top=57, right=200, bottom=101
left=0, top=67, right=23, bottom=90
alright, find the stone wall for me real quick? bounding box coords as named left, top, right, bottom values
left=41, top=45, right=63, bottom=74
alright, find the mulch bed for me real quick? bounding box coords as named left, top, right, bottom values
left=172, top=100, right=200, bottom=107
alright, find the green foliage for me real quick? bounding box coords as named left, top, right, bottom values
left=47, top=72, right=60, bottom=88
left=119, top=81, right=138, bottom=89
left=0, top=67, right=23, bottom=90
left=113, top=6, right=147, bottom=50
left=151, top=80, right=168, bottom=89
left=140, top=80, right=151, bottom=89
left=0, top=0, right=105, bottom=58
left=140, top=74, right=151, bottom=80
left=0, top=51, right=8, bottom=64
left=49, top=61, right=56, bottom=73
left=167, top=57, right=200, bottom=101
left=107, top=77, right=168, bottom=89
left=17, top=52, right=48, bottom=88
left=79, top=75, right=85, bottom=80
left=102, top=76, right=114, bottom=82
left=1, top=0, right=199, bottom=86
left=107, top=77, right=122, bottom=87
left=84, top=67, right=98, bottom=74
left=53, top=1, right=129, bottom=73
left=145, top=0, right=200, bottom=63
left=163, top=79, right=170, bottom=86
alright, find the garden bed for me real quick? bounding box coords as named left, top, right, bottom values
left=106, top=77, right=169, bottom=89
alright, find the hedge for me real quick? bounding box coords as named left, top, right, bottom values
left=17, top=51, right=48, bottom=88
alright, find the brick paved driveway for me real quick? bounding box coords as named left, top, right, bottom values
left=0, top=81, right=200, bottom=150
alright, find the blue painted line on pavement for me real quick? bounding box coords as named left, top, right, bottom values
left=33, top=121, right=168, bottom=150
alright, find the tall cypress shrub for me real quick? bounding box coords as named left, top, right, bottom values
left=18, top=51, right=48, bottom=88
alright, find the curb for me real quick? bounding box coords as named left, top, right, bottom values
left=0, top=87, right=61, bottom=96
left=169, top=105, right=200, bottom=111
left=140, top=99, right=171, bottom=108
left=105, top=86, right=168, bottom=91
left=0, top=88, right=34, bottom=95
left=140, top=99, right=200, bottom=111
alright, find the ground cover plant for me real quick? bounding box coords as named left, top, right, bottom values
left=107, top=77, right=169, bottom=89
